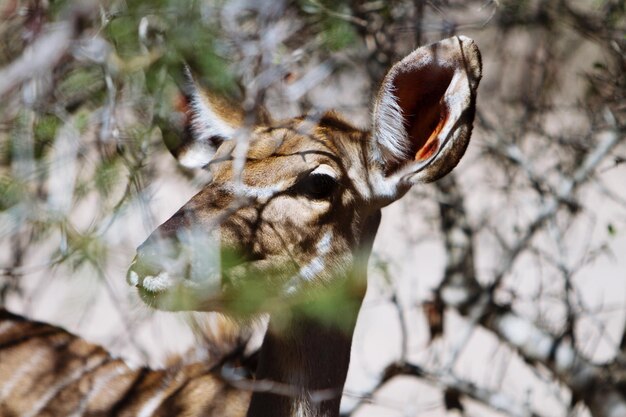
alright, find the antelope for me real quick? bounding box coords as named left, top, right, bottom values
left=0, top=36, right=481, bottom=417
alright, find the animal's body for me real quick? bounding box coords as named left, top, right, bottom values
left=0, top=36, right=481, bottom=417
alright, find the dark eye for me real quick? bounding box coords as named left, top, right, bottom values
left=298, top=173, right=337, bottom=200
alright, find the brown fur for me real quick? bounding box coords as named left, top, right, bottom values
left=0, top=309, right=250, bottom=417
left=1, top=36, right=482, bottom=417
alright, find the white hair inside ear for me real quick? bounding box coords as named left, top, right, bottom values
left=371, top=85, right=410, bottom=165
left=176, top=71, right=243, bottom=169
left=188, top=88, right=237, bottom=144
left=370, top=35, right=482, bottom=185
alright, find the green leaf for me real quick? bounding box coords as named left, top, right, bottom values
left=94, top=159, right=121, bottom=196
left=34, top=115, right=60, bottom=159
left=0, top=176, right=23, bottom=211
left=320, top=17, right=357, bottom=51
left=607, top=223, right=616, bottom=236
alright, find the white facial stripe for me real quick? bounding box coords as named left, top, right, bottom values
left=286, top=231, right=335, bottom=292
left=344, top=153, right=400, bottom=202
left=310, top=164, right=338, bottom=179
left=316, top=231, right=333, bottom=254
left=228, top=181, right=289, bottom=200
left=313, top=162, right=398, bottom=203
left=298, top=257, right=325, bottom=281
left=368, top=169, right=400, bottom=200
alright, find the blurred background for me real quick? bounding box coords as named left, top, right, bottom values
left=0, top=0, right=625, bottom=416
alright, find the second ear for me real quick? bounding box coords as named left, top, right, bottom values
left=176, top=74, right=244, bottom=169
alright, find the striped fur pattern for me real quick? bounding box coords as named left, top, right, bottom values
left=129, top=36, right=482, bottom=314
left=1, top=37, right=482, bottom=417
left=0, top=310, right=250, bottom=417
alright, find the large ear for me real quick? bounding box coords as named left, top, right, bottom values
left=371, top=36, right=482, bottom=183
left=173, top=69, right=244, bottom=168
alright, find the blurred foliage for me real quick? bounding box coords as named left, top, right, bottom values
left=0, top=0, right=624, bottom=336
left=0, top=1, right=625, bottom=415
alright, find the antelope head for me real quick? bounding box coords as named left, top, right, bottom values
left=127, top=36, right=482, bottom=319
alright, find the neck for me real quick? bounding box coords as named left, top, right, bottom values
left=246, top=210, right=381, bottom=417
left=246, top=312, right=358, bottom=417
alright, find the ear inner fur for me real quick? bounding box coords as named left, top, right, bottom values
left=119, top=35, right=482, bottom=417
left=371, top=35, right=482, bottom=183
left=174, top=72, right=246, bottom=168
left=393, top=65, right=454, bottom=162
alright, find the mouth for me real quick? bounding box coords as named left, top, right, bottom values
left=127, top=254, right=298, bottom=315
left=128, top=268, right=224, bottom=312
left=138, top=282, right=225, bottom=311
left=126, top=253, right=279, bottom=313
